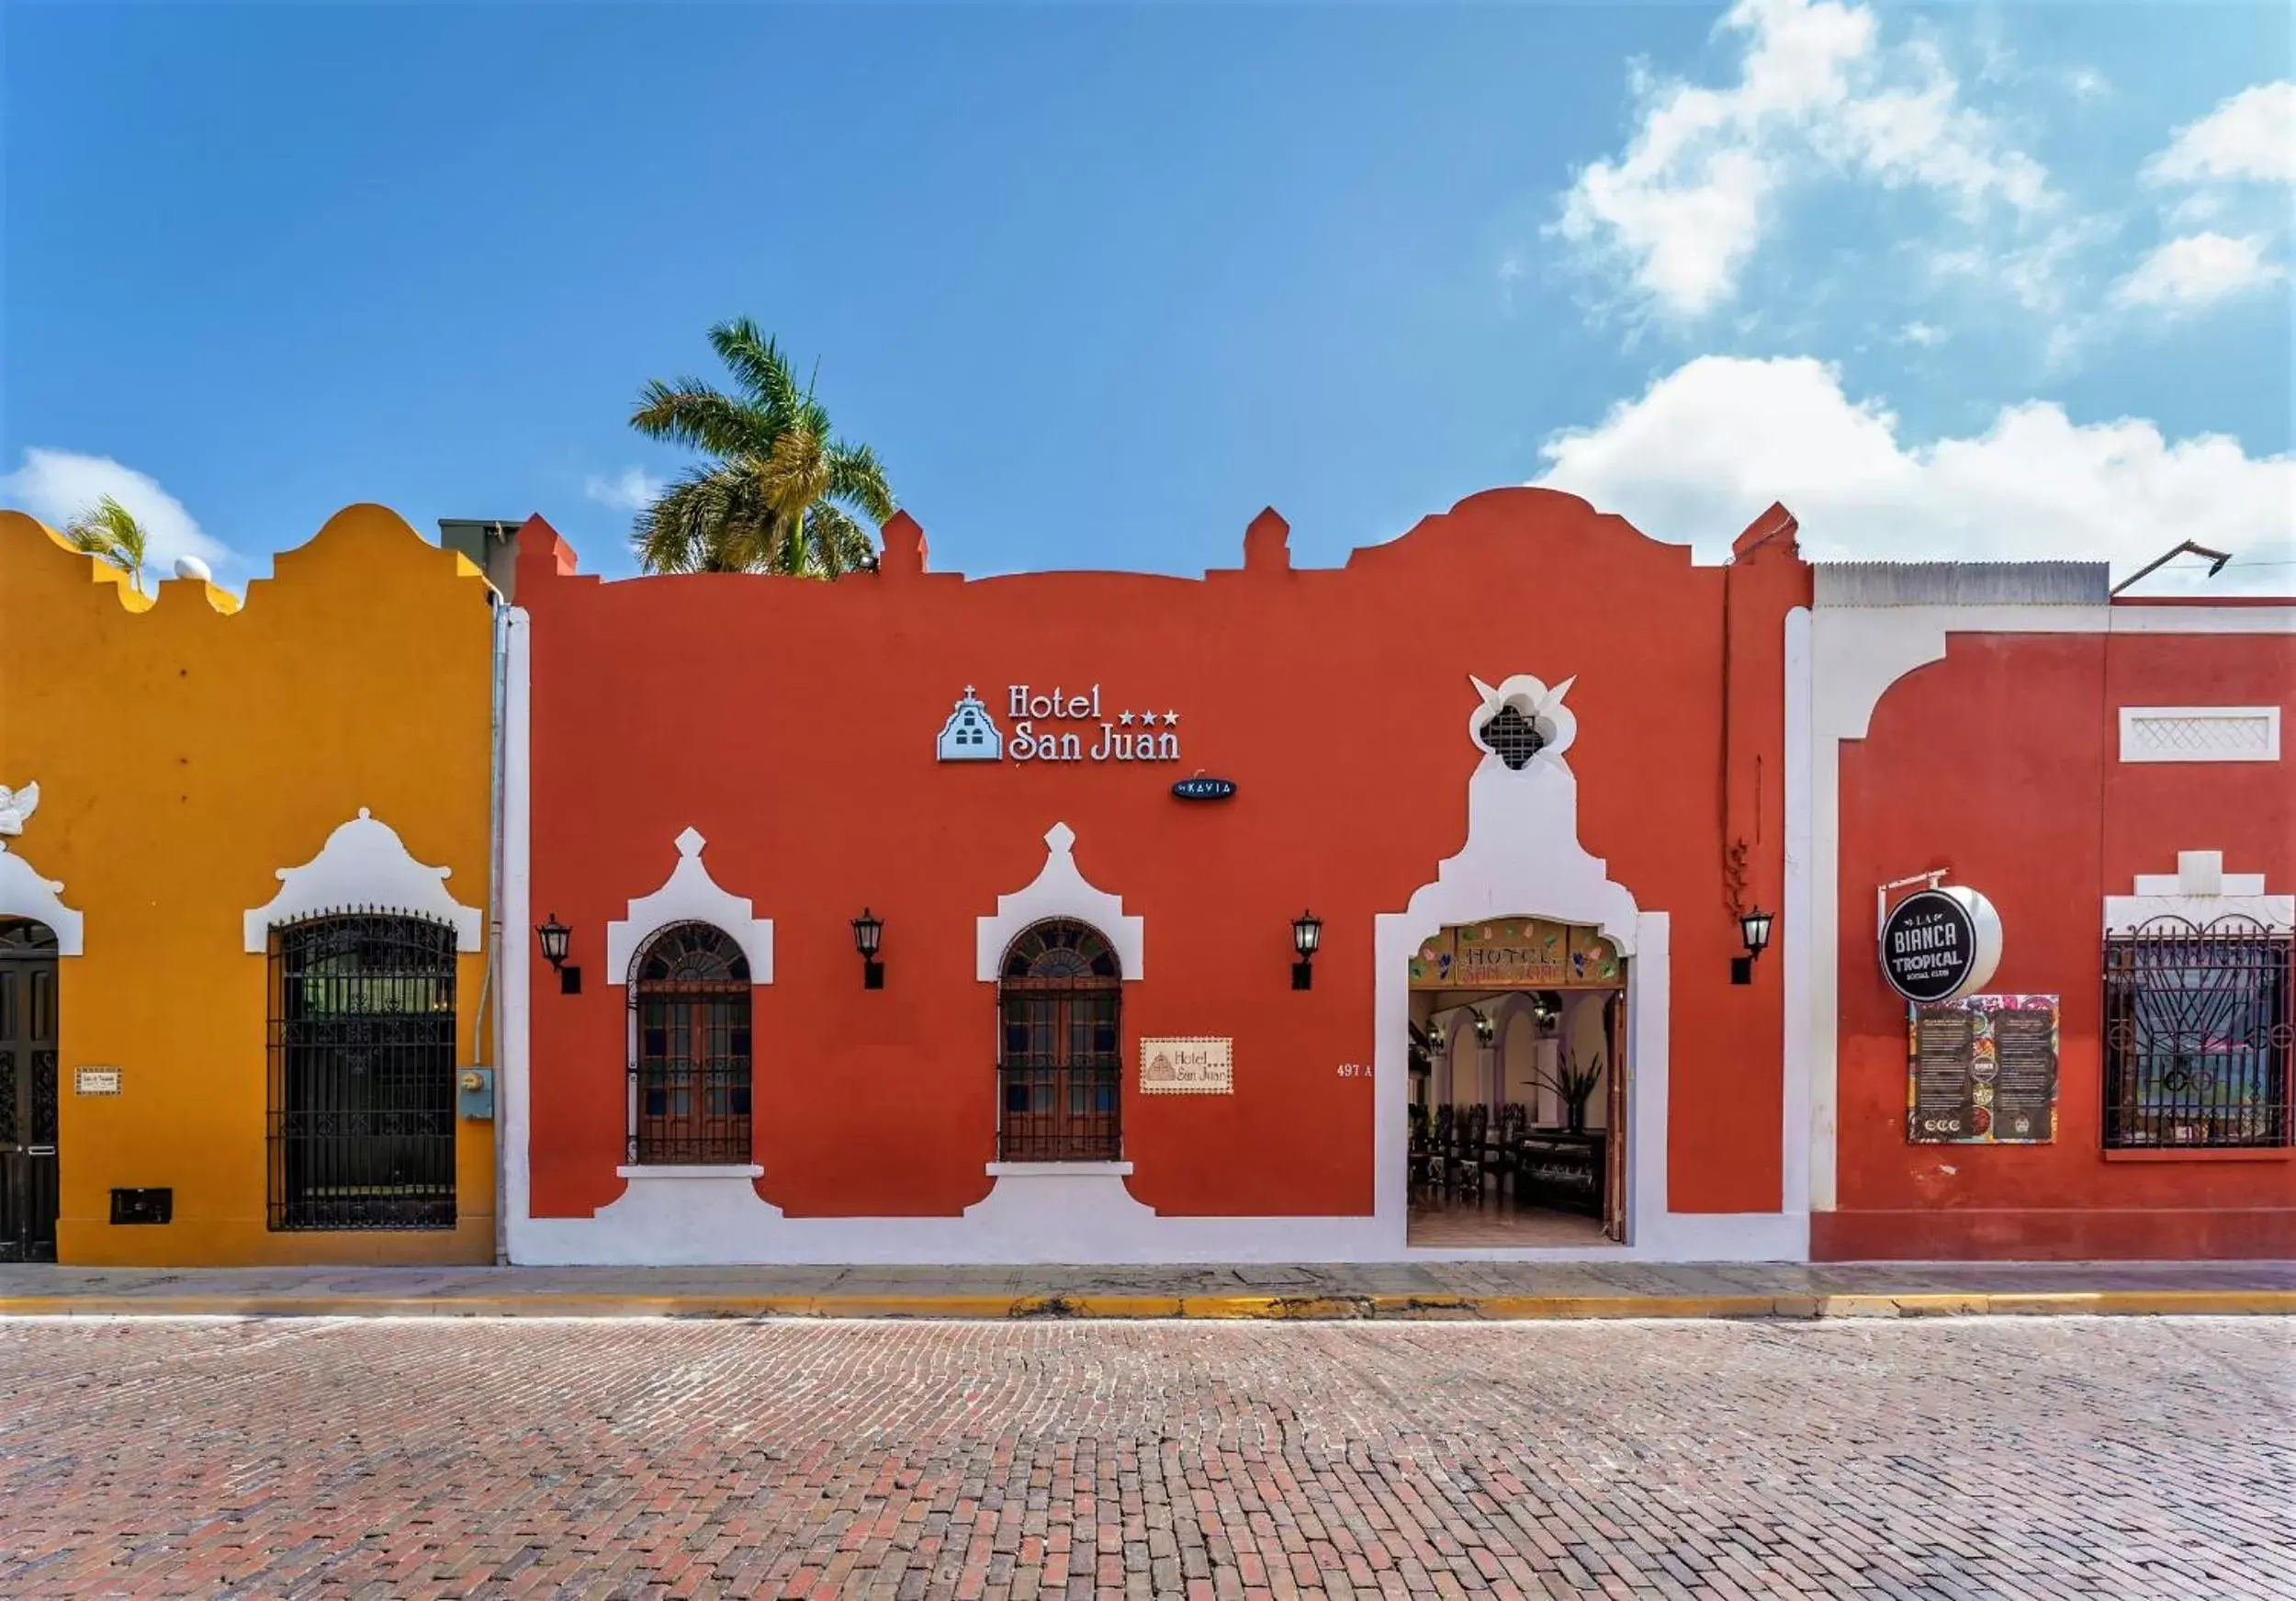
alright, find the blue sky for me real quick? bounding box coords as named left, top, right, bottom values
left=6, top=1, right=2290, bottom=591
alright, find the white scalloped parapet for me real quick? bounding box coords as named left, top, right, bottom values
left=975, top=822, right=1144, bottom=980
left=242, top=808, right=483, bottom=953
left=0, top=845, right=84, bottom=954
left=604, top=828, right=774, bottom=985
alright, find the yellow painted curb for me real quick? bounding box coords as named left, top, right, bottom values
left=0, top=1290, right=2287, bottom=1321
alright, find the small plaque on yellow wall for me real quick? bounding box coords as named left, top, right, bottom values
left=74, top=1065, right=121, bottom=1096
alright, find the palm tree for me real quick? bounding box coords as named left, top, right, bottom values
left=63, top=495, right=152, bottom=595
left=628, top=319, right=895, bottom=576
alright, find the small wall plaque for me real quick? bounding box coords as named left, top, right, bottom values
left=1140, top=1036, right=1232, bottom=1095
left=75, top=1066, right=121, bottom=1096
left=1171, top=776, right=1236, bottom=801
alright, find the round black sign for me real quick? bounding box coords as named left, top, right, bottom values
left=1879, top=889, right=1977, bottom=1002
left=1172, top=776, right=1237, bottom=801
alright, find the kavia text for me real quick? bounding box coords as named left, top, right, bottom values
left=1009, top=684, right=1179, bottom=763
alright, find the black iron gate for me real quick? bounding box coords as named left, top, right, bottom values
left=2104, top=916, right=2292, bottom=1149
left=267, top=913, right=457, bottom=1230
left=0, top=919, right=60, bottom=1262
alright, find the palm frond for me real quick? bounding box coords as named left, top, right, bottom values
left=825, top=440, right=895, bottom=523
left=802, top=502, right=875, bottom=577
left=630, top=380, right=776, bottom=457
left=706, top=319, right=807, bottom=417
left=62, top=495, right=150, bottom=594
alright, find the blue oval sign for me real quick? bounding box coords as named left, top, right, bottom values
left=1172, top=776, right=1237, bottom=801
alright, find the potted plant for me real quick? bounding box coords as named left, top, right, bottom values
left=1536, top=1048, right=1605, bottom=1133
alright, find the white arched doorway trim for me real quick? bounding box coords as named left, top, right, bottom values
left=0, top=847, right=81, bottom=954
left=241, top=807, right=481, bottom=953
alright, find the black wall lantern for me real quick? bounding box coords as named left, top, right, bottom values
left=851, top=908, right=884, bottom=989
left=536, top=913, right=580, bottom=994
left=1291, top=908, right=1322, bottom=990
left=1731, top=907, right=1774, bottom=986
left=1472, top=1010, right=1495, bottom=1045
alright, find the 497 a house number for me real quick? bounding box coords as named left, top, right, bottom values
left=1335, top=1062, right=1371, bottom=1077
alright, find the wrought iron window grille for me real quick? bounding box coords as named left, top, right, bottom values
left=628, top=921, right=753, bottom=1166
left=2103, top=916, right=2292, bottom=1150
left=997, top=919, right=1122, bottom=1163
left=1478, top=705, right=1546, bottom=770
left=266, top=911, right=458, bottom=1232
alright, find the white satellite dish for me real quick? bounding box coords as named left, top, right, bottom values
left=172, top=556, right=213, bottom=583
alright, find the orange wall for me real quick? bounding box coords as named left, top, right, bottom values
left=1828, top=628, right=2296, bottom=1258
left=521, top=490, right=1808, bottom=1223
left=0, top=507, right=498, bottom=1265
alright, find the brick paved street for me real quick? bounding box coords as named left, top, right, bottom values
left=1, top=1317, right=2290, bottom=1599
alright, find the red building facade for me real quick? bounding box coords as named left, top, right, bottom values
left=498, top=490, right=2291, bottom=1264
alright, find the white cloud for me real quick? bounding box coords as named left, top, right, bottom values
left=583, top=467, right=666, bottom=513
left=1532, top=355, right=2293, bottom=592
left=1894, top=321, right=1946, bottom=345
left=0, top=447, right=233, bottom=577
left=1554, top=0, right=2058, bottom=318
left=2111, top=232, right=2286, bottom=311
left=2143, top=81, right=2295, bottom=187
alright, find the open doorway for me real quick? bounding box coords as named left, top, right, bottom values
left=1406, top=918, right=1626, bottom=1247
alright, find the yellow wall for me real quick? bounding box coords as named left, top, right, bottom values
left=0, top=505, right=497, bottom=1264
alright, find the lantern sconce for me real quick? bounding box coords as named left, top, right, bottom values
left=1425, top=1020, right=1448, bottom=1054
left=1291, top=908, right=1322, bottom=990
left=1472, top=1009, right=1495, bottom=1046
left=536, top=913, right=580, bottom=995
left=851, top=908, right=884, bottom=989
left=1732, top=907, right=1774, bottom=986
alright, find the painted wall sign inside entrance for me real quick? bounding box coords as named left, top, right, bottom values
left=1411, top=919, right=1623, bottom=988
left=1879, top=887, right=2002, bottom=1003
left=936, top=686, right=1182, bottom=764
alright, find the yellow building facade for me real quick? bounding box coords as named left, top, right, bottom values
left=0, top=506, right=498, bottom=1264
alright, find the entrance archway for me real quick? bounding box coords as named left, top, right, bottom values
left=0, top=918, right=60, bottom=1262
left=1405, top=917, right=1627, bottom=1246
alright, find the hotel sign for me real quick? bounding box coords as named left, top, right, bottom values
left=937, top=685, right=1182, bottom=765
left=1409, top=919, right=1623, bottom=989
left=1140, top=1036, right=1232, bottom=1095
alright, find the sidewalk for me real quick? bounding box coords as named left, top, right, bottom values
left=2, top=1259, right=2290, bottom=1320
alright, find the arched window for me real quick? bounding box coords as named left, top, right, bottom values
left=267, top=913, right=457, bottom=1231
left=631, top=922, right=752, bottom=1165
left=997, top=919, right=1121, bottom=1162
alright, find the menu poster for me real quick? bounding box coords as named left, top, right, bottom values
left=1907, top=994, right=2059, bottom=1145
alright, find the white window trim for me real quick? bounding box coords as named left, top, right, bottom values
left=2117, top=705, right=2281, bottom=764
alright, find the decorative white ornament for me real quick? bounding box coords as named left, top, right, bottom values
left=975, top=821, right=1144, bottom=981
left=0, top=781, right=39, bottom=837
left=242, top=807, right=484, bottom=953
left=604, top=828, right=774, bottom=984
left=1467, top=672, right=1579, bottom=766
left=172, top=555, right=214, bottom=583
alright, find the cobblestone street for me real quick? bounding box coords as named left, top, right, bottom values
left=1, top=1316, right=2289, bottom=1599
